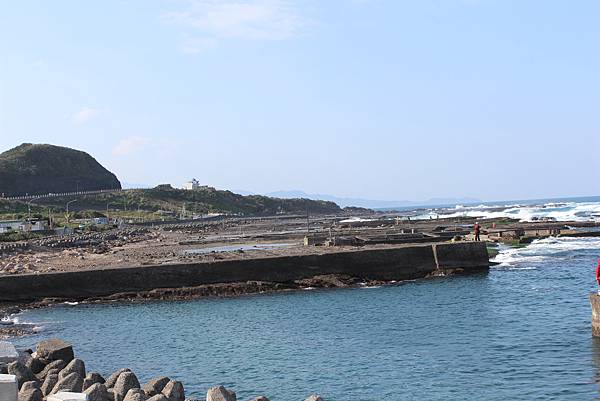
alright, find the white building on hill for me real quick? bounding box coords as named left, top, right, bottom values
left=184, top=178, right=200, bottom=190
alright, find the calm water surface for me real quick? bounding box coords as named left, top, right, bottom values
left=13, top=237, right=600, bottom=400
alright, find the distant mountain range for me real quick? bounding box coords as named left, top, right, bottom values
left=237, top=189, right=482, bottom=209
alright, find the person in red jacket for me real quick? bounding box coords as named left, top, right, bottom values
left=596, top=259, right=600, bottom=294
left=474, top=222, right=481, bottom=242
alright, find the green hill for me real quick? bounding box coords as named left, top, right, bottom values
left=0, top=143, right=121, bottom=196
left=31, top=184, right=343, bottom=217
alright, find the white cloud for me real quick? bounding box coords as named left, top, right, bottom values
left=112, top=136, right=151, bottom=156
left=163, top=0, right=308, bottom=52
left=71, top=107, right=99, bottom=125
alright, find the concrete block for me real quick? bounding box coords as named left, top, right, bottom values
left=0, top=341, right=19, bottom=364
left=47, top=392, right=89, bottom=401
left=433, top=242, right=489, bottom=271
left=0, top=373, right=18, bottom=401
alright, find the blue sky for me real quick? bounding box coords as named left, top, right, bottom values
left=1, top=0, right=598, bottom=201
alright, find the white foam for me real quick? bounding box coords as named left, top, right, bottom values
left=492, top=237, right=600, bottom=267
left=339, top=217, right=376, bottom=223
left=416, top=201, right=600, bottom=222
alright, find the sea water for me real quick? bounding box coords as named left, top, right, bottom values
left=12, top=236, right=600, bottom=400
left=412, top=197, right=600, bottom=222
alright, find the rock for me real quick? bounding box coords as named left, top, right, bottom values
left=161, top=380, right=184, bottom=401
left=7, top=361, right=37, bottom=389
left=124, top=388, right=147, bottom=401
left=17, top=387, right=42, bottom=401
left=83, top=372, right=106, bottom=391
left=105, top=368, right=130, bottom=389
left=142, top=377, right=170, bottom=397
left=36, top=359, right=66, bottom=380
left=17, top=351, right=33, bottom=366
left=251, top=397, right=269, bottom=401
left=20, top=381, right=39, bottom=392
left=84, top=383, right=110, bottom=401
left=59, top=359, right=86, bottom=380
left=206, top=386, right=236, bottom=401
left=113, top=371, right=140, bottom=401
left=304, top=396, right=324, bottom=401
left=147, top=396, right=168, bottom=401
left=41, top=373, right=59, bottom=396
left=51, top=372, right=83, bottom=394
left=36, top=339, right=74, bottom=363
left=25, top=357, right=46, bottom=375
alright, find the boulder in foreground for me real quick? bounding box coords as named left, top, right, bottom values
left=206, top=385, right=236, bottom=401
left=36, top=339, right=74, bottom=364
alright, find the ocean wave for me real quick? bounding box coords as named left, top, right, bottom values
left=416, top=201, right=600, bottom=222
left=492, top=237, right=600, bottom=267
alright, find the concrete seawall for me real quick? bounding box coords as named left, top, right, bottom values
left=0, top=242, right=489, bottom=302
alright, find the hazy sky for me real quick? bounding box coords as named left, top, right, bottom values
left=1, top=0, right=598, bottom=201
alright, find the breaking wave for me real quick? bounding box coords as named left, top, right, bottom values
left=415, top=201, right=600, bottom=222
left=492, top=237, right=600, bottom=267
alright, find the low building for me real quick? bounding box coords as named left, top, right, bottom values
left=93, top=217, right=109, bottom=225
left=0, top=220, right=48, bottom=233
left=0, top=220, right=23, bottom=234
left=184, top=178, right=200, bottom=190
left=22, top=220, right=48, bottom=232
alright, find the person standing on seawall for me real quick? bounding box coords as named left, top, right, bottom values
left=596, top=258, right=600, bottom=295
left=474, top=222, right=481, bottom=242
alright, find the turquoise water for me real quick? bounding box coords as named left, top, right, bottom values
left=13, top=237, right=600, bottom=400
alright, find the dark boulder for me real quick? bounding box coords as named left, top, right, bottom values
left=7, top=361, right=37, bottom=389
left=25, top=357, right=46, bottom=375
left=84, top=372, right=106, bottom=391
left=20, top=381, right=39, bottom=391
left=124, top=388, right=148, bottom=401
left=40, top=373, right=59, bottom=396
left=105, top=368, right=131, bottom=389
left=147, top=396, right=169, bottom=401
left=59, top=358, right=86, bottom=380
left=35, top=339, right=74, bottom=363
left=50, top=371, right=83, bottom=394
left=161, top=380, right=184, bottom=401
left=251, top=397, right=270, bottom=401
left=36, top=359, right=66, bottom=380
left=84, top=382, right=111, bottom=401
left=206, top=386, right=236, bottom=401
left=142, top=377, right=170, bottom=397
left=17, top=387, right=42, bottom=401
left=113, top=371, right=141, bottom=401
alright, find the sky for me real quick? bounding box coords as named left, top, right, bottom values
left=0, top=0, right=599, bottom=202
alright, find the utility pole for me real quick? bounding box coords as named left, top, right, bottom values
left=106, top=202, right=112, bottom=223
left=306, top=208, right=310, bottom=235
left=27, top=196, right=42, bottom=221
left=66, top=199, right=78, bottom=224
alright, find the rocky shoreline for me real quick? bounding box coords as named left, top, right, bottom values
left=0, top=338, right=324, bottom=401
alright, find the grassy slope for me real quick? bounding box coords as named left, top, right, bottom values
left=1, top=185, right=343, bottom=218
left=0, top=143, right=121, bottom=196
